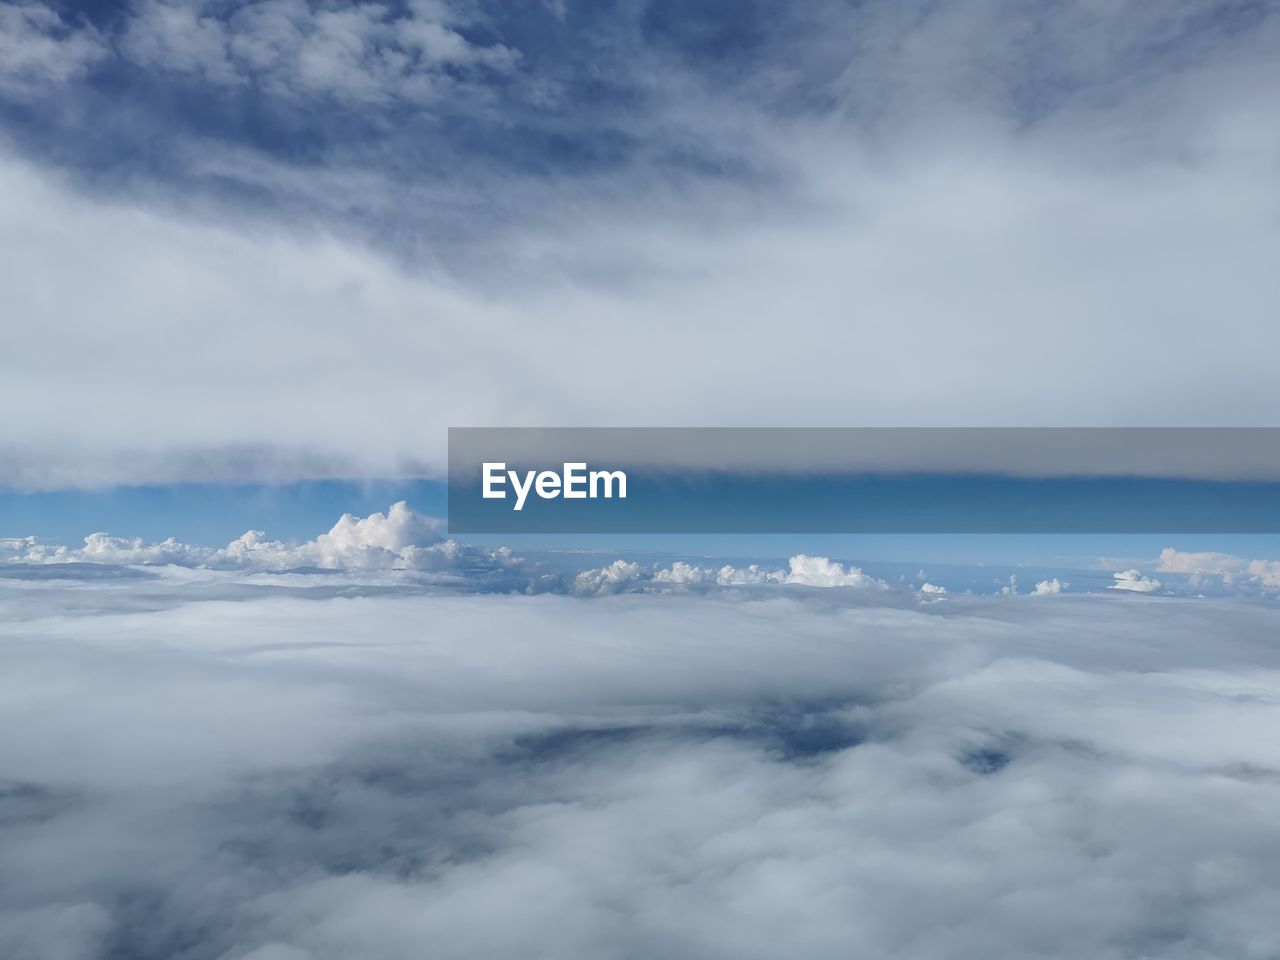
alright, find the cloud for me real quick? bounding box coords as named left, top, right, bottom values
left=0, top=1, right=1278, bottom=488
left=1109, top=569, right=1162, bottom=593
left=1032, top=577, right=1067, bottom=595
left=0, top=502, right=514, bottom=577
left=1158, top=547, right=1280, bottom=590
left=571, top=559, right=643, bottom=595
left=573, top=555, right=887, bottom=595
left=0, top=499, right=896, bottom=599
left=0, top=1, right=104, bottom=95
left=781, top=555, right=887, bottom=588
left=2, top=566, right=1280, bottom=957
left=118, top=0, right=519, bottom=103
left=919, top=582, right=947, bottom=595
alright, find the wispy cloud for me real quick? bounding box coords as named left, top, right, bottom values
left=0, top=2, right=104, bottom=95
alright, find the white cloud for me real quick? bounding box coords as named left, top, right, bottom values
left=919, top=582, right=947, bottom=595
left=1158, top=547, right=1280, bottom=590
left=0, top=502, right=511, bottom=576
left=1032, top=577, right=1067, bottom=595
left=2, top=2, right=1280, bottom=492
left=572, top=559, right=643, bottom=596
left=574, top=555, right=887, bottom=595
left=782, top=554, right=886, bottom=589
left=2, top=572, right=1280, bottom=957
left=1109, top=569, right=1162, bottom=593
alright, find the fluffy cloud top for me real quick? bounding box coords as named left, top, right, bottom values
left=0, top=2, right=103, bottom=94
left=1159, top=547, right=1280, bottom=590
left=0, top=502, right=509, bottom=575
left=1109, top=569, right=1162, bottom=593
left=573, top=555, right=887, bottom=596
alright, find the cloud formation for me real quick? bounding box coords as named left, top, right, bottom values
left=1033, top=577, right=1067, bottom=595
left=0, top=501, right=512, bottom=575
left=118, top=0, right=519, bottom=103
left=573, top=554, right=888, bottom=595
left=1159, top=547, right=1280, bottom=590
left=2, top=559, right=1280, bottom=958
left=1, top=0, right=1278, bottom=488
left=1109, top=569, right=1162, bottom=593
left=0, top=2, right=103, bottom=95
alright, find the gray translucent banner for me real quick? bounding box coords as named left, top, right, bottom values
left=448, top=428, right=1280, bottom=533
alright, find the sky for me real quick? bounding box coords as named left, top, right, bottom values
left=4, top=2, right=1280, bottom=958
left=2, top=0, right=1279, bottom=495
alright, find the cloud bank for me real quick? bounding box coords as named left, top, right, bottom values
left=3, top=554, right=1280, bottom=958
left=573, top=554, right=888, bottom=596
left=1, top=0, right=1279, bottom=488
left=0, top=502, right=512, bottom=576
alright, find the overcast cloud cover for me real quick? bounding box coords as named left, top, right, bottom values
left=4, top=506, right=1280, bottom=959
left=2, top=0, right=1279, bottom=487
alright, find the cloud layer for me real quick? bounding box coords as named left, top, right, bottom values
left=0, top=502, right=523, bottom=578
left=1, top=0, right=1279, bottom=488
left=3, top=551, right=1280, bottom=958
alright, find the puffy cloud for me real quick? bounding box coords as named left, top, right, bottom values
left=574, top=556, right=887, bottom=595
left=312, top=501, right=443, bottom=566
left=1032, top=577, right=1068, bottom=595
left=1109, top=569, right=1162, bottom=593
left=1158, top=547, right=1250, bottom=575
left=919, top=582, right=947, bottom=595
left=1158, top=547, right=1280, bottom=590
left=0, top=502, right=509, bottom=577
left=2, top=571, right=1280, bottom=957
left=782, top=554, right=886, bottom=589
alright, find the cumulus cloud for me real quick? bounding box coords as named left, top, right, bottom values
left=0, top=502, right=514, bottom=577
left=573, top=555, right=887, bottom=596
left=571, top=559, right=644, bottom=595
left=1158, top=547, right=1280, bottom=591
left=1032, top=577, right=1067, bottom=595
left=2, top=568, right=1280, bottom=957
left=783, top=554, right=886, bottom=589
left=1109, top=569, right=1162, bottom=593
